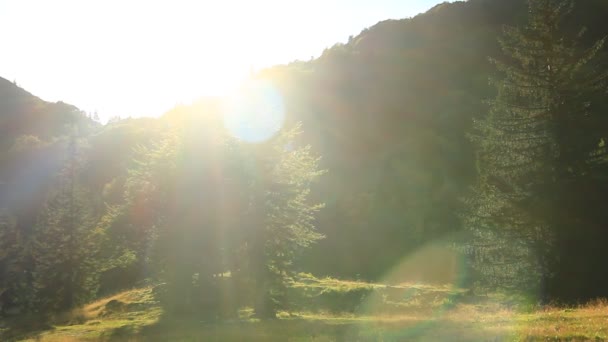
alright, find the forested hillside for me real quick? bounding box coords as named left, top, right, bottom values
left=1, top=0, right=608, bottom=334
left=257, top=0, right=608, bottom=301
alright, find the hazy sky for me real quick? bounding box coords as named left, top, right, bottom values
left=0, top=0, right=449, bottom=121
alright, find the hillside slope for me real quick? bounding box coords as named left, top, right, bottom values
left=253, top=0, right=608, bottom=298
left=0, top=77, right=95, bottom=148
left=1, top=0, right=608, bottom=305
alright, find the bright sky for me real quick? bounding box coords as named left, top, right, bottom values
left=0, top=0, right=449, bottom=122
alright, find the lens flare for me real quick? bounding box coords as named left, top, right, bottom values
left=352, top=241, right=469, bottom=340
left=222, top=80, right=285, bottom=143
left=346, top=233, right=546, bottom=340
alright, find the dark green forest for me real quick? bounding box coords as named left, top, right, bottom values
left=2, top=0, right=608, bottom=329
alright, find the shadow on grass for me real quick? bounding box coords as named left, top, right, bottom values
left=99, top=323, right=141, bottom=341
left=107, top=312, right=506, bottom=342
left=0, top=315, right=54, bottom=342
left=4, top=311, right=595, bottom=341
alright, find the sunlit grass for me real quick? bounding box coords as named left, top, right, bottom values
left=11, top=287, right=161, bottom=342
left=7, top=277, right=608, bottom=341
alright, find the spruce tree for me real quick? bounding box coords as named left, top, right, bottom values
left=0, top=209, right=28, bottom=315
left=31, top=127, right=102, bottom=313
left=241, top=124, right=325, bottom=318
left=118, top=119, right=325, bottom=318
left=465, top=0, right=606, bottom=293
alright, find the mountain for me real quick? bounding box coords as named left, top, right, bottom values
left=0, top=76, right=97, bottom=148
left=253, top=0, right=608, bottom=299
left=0, top=77, right=98, bottom=234
left=1, top=0, right=607, bottom=302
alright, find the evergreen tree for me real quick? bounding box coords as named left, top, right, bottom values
left=0, top=209, right=28, bottom=315
left=31, top=128, right=102, bottom=313
left=117, top=118, right=325, bottom=318
left=465, top=0, right=606, bottom=294
left=119, top=122, right=239, bottom=316
left=240, top=125, right=325, bottom=318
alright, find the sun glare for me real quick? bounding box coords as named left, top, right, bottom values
left=0, top=0, right=432, bottom=121
left=222, top=79, right=285, bottom=143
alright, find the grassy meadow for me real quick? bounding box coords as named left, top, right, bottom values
left=2, top=274, right=607, bottom=341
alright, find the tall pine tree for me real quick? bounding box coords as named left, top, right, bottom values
left=239, top=124, right=325, bottom=318
left=0, top=209, right=28, bottom=315
left=31, top=126, right=102, bottom=313
left=116, top=117, right=325, bottom=318
left=465, top=0, right=606, bottom=295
